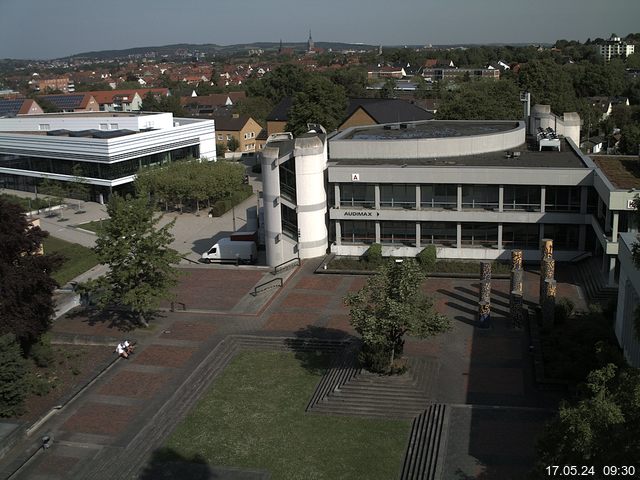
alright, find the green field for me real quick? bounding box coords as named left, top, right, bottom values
left=159, top=350, right=410, bottom=480
left=43, top=236, right=99, bottom=285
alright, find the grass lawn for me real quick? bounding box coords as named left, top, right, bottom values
left=76, top=219, right=109, bottom=233
left=43, top=236, right=99, bottom=285
left=158, top=351, right=410, bottom=479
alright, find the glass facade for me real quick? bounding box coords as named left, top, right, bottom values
left=421, top=222, right=457, bottom=246
left=341, top=220, right=375, bottom=244
left=502, top=223, right=539, bottom=250
left=380, top=184, right=415, bottom=208
left=340, top=184, right=374, bottom=208
left=420, top=184, right=457, bottom=209
left=545, top=186, right=581, bottom=212
left=281, top=204, right=298, bottom=240
left=461, top=223, right=498, bottom=248
left=0, top=146, right=198, bottom=181
left=380, top=221, right=416, bottom=245
left=278, top=160, right=296, bottom=202
left=462, top=185, right=499, bottom=210
left=503, top=185, right=541, bottom=211
left=544, top=224, right=580, bottom=250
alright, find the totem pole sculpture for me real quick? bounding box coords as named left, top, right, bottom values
left=478, top=261, right=491, bottom=327
left=539, top=238, right=556, bottom=328
left=510, top=249, right=524, bottom=328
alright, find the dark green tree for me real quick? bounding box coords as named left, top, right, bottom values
left=619, top=124, right=640, bottom=155
left=0, top=198, right=62, bottom=351
left=85, top=195, right=180, bottom=326
left=379, top=78, right=397, bottom=99
left=518, top=59, right=578, bottom=113
left=226, top=136, right=240, bottom=153
left=0, top=334, right=28, bottom=417
left=436, top=79, right=523, bottom=120
left=246, top=64, right=309, bottom=104
left=286, top=76, right=348, bottom=135
left=536, top=364, right=640, bottom=472
left=345, top=259, right=450, bottom=372
left=329, top=67, right=368, bottom=98
left=235, top=96, right=274, bottom=127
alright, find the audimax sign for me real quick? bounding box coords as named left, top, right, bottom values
left=341, top=210, right=380, bottom=217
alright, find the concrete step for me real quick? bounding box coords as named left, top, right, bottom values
left=400, top=404, right=448, bottom=480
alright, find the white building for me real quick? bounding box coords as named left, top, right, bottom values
left=615, top=232, right=640, bottom=367
left=598, top=35, right=635, bottom=62
left=0, top=112, right=216, bottom=202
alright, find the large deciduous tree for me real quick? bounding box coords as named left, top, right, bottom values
left=286, top=76, right=348, bottom=135
left=345, top=259, right=450, bottom=372
left=536, top=364, right=640, bottom=469
left=436, top=79, right=523, bottom=120
left=0, top=198, right=62, bottom=352
left=86, top=195, right=180, bottom=326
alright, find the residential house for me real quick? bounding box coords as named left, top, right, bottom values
left=213, top=114, right=263, bottom=154
left=422, top=67, right=500, bottom=82
left=38, top=94, right=100, bottom=112
left=338, top=98, right=434, bottom=130
left=0, top=98, right=44, bottom=117
left=367, top=65, right=407, bottom=79
left=598, top=35, right=635, bottom=62
left=84, top=91, right=144, bottom=112
left=266, top=97, right=293, bottom=136
left=31, top=76, right=74, bottom=93
left=181, top=92, right=247, bottom=117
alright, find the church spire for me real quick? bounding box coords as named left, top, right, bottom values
left=307, top=30, right=314, bottom=53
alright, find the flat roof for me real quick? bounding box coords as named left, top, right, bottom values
left=593, top=155, right=640, bottom=189
left=342, top=121, right=519, bottom=141
left=330, top=138, right=587, bottom=168
left=8, top=111, right=159, bottom=119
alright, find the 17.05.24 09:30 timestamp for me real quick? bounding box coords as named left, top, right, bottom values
left=545, top=465, right=637, bottom=476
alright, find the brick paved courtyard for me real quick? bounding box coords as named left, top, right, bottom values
left=3, top=262, right=585, bottom=479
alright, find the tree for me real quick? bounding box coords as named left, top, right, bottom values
left=379, top=78, right=397, bottom=99
left=0, top=334, right=28, bottom=417
left=345, top=259, right=450, bottom=372
left=329, top=67, right=368, bottom=98
left=286, top=76, right=348, bottom=135
left=235, top=96, right=274, bottom=127
left=619, top=123, right=640, bottom=155
left=227, top=136, right=240, bottom=153
left=85, top=195, right=180, bottom=326
left=0, top=198, right=62, bottom=351
left=246, top=64, right=309, bottom=104
left=68, top=164, right=90, bottom=210
left=436, top=79, right=523, bottom=120
left=536, top=364, right=640, bottom=471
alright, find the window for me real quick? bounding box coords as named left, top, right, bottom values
left=502, top=223, right=539, bottom=250
left=543, top=224, right=579, bottom=250
left=461, top=223, right=498, bottom=248
left=340, top=184, right=375, bottom=208
left=281, top=205, right=298, bottom=240
left=462, top=185, right=499, bottom=210
left=38, top=124, right=50, bottom=131
left=380, top=221, right=416, bottom=245
left=99, top=123, right=108, bottom=130
left=380, top=184, right=415, bottom=209
left=421, top=222, right=457, bottom=246
left=109, top=123, right=118, bottom=130
left=279, top=159, right=296, bottom=201
left=421, top=184, right=456, bottom=209
left=545, top=186, right=580, bottom=212
left=341, top=220, right=375, bottom=244
left=503, top=186, right=541, bottom=211
left=226, top=134, right=231, bottom=141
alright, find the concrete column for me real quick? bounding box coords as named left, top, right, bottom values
left=497, top=223, right=503, bottom=250
left=456, top=222, right=462, bottom=249
left=608, top=256, right=617, bottom=286
left=539, top=224, right=545, bottom=244
left=415, top=223, right=421, bottom=248
left=597, top=196, right=603, bottom=219
left=261, top=151, right=283, bottom=267
left=612, top=212, right=619, bottom=242
left=416, top=185, right=421, bottom=211
left=334, top=184, right=340, bottom=208
left=374, top=184, right=380, bottom=210
left=375, top=221, right=380, bottom=244
left=540, top=185, right=546, bottom=213
left=578, top=224, right=586, bottom=251
left=457, top=184, right=462, bottom=211
left=335, top=221, right=341, bottom=246
left=605, top=207, right=611, bottom=234
left=580, top=186, right=588, bottom=214
left=498, top=185, right=504, bottom=212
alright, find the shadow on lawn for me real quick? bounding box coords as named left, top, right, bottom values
left=284, top=325, right=360, bottom=375
left=139, top=449, right=212, bottom=480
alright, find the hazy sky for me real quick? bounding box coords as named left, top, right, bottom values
left=1, top=0, right=638, bottom=59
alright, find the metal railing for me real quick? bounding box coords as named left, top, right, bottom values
left=253, top=277, right=283, bottom=295
left=273, top=257, right=300, bottom=275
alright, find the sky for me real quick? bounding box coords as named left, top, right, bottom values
left=1, top=0, right=639, bottom=59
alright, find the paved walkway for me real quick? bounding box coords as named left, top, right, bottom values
left=0, top=259, right=578, bottom=480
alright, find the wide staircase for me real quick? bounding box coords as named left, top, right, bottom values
left=307, top=351, right=439, bottom=419
left=574, top=256, right=618, bottom=305
left=400, top=404, right=449, bottom=480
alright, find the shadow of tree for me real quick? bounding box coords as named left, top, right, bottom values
left=139, top=449, right=212, bottom=480
left=283, top=325, right=360, bottom=375
left=66, top=307, right=164, bottom=332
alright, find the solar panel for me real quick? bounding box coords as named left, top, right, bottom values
left=0, top=99, right=25, bottom=116
left=41, top=94, right=85, bottom=110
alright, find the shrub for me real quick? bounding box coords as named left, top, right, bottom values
left=358, top=343, right=391, bottom=374
left=30, top=335, right=54, bottom=368
left=209, top=185, right=254, bottom=217
left=25, top=372, right=52, bottom=396
left=362, top=243, right=383, bottom=266
left=554, top=297, right=575, bottom=324
left=0, top=334, right=28, bottom=417
left=416, top=245, right=437, bottom=272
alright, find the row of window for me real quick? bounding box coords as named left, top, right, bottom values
left=338, top=184, right=592, bottom=212
left=0, top=145, right=199, bottom=180
left=339, top=221, right=580, bottom=250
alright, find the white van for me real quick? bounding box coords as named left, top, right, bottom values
left=201, top=238, right=257, bottom=264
